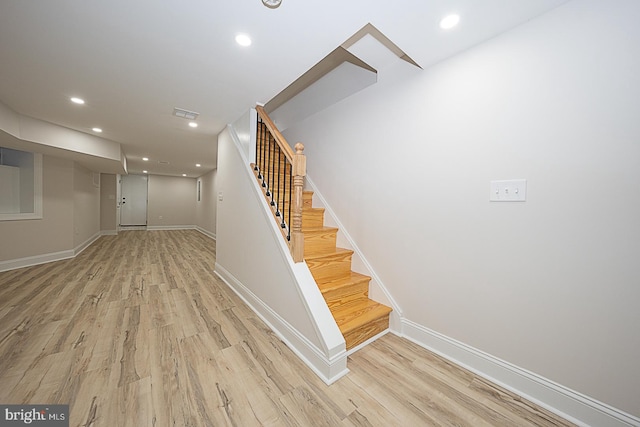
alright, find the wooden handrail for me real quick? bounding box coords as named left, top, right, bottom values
left=256, top=105, right=294, bottom=163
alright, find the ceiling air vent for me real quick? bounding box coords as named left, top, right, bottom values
left=158, top=160, right=170, bottom=165
left=173, top=107, right=199, bottom=121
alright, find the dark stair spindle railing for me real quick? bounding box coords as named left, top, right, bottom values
left=256, top=117, right=290, bottom=239
left=281, top=161, right=289, bottom=230
left=265, top=132, right=272, bottom=197
left=253, top=106, right=306, bottom=262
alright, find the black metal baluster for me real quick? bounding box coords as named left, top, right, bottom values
left=260, top=118, right=265, bottom=177
left=255, top=114, right=260, bottom=173
left=271, top=136, right=276, bottom=204
left=254, top=110, right=297, bottom=242
left=281, top=161, right=288, bottom=229
left=270, top=135, right=275, bottom=203
left=265, top=132, right=271, bottom=195
left=273, top=147, right=280, bottom=210
left=262, top=123, right=267, bottom=186
left=287, top=169, right=292, bottom=241
left=259, top=119, right=266, bottom=185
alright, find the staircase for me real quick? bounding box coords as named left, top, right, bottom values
left=253, top=106, right=392, bottom=351
left=301, top=191, right=392, bottom=350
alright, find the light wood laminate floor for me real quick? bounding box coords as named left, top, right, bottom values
left=0, top=230, right=574, bottom=426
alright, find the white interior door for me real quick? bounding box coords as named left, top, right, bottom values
left=120, top=174, right=148, bottom=226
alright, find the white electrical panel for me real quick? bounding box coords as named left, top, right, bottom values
left=490, top=179, right=527, bottom=202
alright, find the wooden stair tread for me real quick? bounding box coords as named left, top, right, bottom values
left=302, top=226, right=338, bottom=234
left=305, top=248, right=354, bottom=282
left=304, top=247, right=352, bottom=261
left=316, top=271, right=370, bottom=290
left=302, top=206, right=325, bottom=219
left=303, top=227, right=339, bottom=258
left=303, top=206, right=323, bottom=211
left=318, top=272, right=371, bottom=309
left=331, top=298, right=392, bottom=334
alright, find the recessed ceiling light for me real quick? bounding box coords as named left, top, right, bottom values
left=142, top=157, right=149, bottom=161
left=70, top=97, right=85, bottom=105
left=92, top=127, right=102, bottom=133
left=440, top=14, right=460, bottom=30
left=143, top=170, right=148, bottom=174
left=182, top=174, right=187, bottom=177
left=262, top=0, right=282, bottom=8
left=235, top=34, right=252, bottom=47
left=196, top=163, right=201, bottom=167
left=189, top=122, right=198, bottom=128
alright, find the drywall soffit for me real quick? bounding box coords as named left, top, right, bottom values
left=263, top=23, right=420, bottom=116
left=341, top=22, right=421, bottom=69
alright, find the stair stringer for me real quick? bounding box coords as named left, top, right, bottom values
left=215, top=117, right=348, bottom=384
left=304, top=176, right=403, bottom=333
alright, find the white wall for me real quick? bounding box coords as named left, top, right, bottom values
left=100, top=173, right=117, bottom=234
left=147, top=174, right=196, bottom=228
left=0, top=155, right=74, bottom=262
left=282, top=0, right=640, bottom=420
left=73, top=164, right=100, bottom=248
left=195, top=169, right=217, bottom=238
left=0, top=155, right=104, bottom=269
left=216, top=127, right=316, bottom=343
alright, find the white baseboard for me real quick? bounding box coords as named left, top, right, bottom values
left=0, top=232, right=101, bottom=273
left=118, top=225, right=147, bottom=231
left=214, top=262, right=349, bottom=385
left=195, top=226, right=216, bottom=240
left=0, top=249, right=74, bottom=272
left=142, top=225, right=216, bottom=239
left=74, top=232, right=101, bottom=256
left=107, top=226, right=215, bottom=239
left=400, top=319, right=640, bottom=427
left=146, top=225, right=196, bottom=231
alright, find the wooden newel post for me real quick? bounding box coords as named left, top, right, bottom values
left=291, top=142, right=306, bottom=262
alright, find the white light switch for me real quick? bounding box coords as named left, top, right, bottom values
left=218, top=192, right=223, bottom=201
left=490, top=179, right=527, bottom=202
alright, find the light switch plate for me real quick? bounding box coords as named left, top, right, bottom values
left=490, top=179, right=526, bottom=202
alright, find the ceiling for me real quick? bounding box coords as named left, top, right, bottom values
left=0, top=0, right=568, bottom=178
